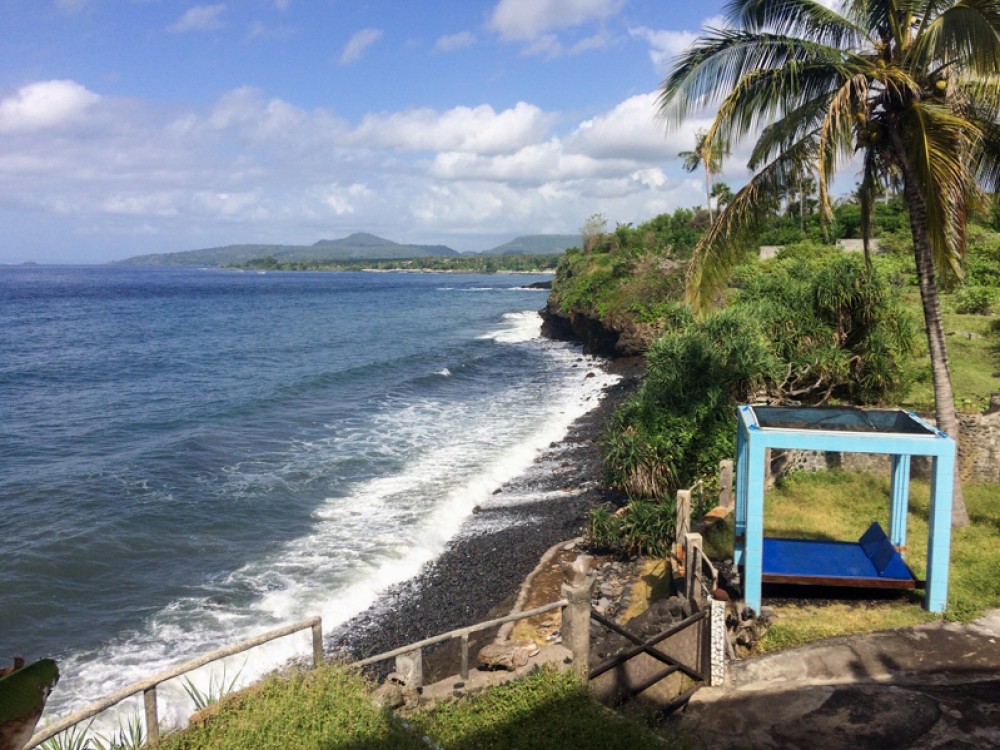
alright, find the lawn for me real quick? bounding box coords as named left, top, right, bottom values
left=752, top=470, right=1000, bottom=653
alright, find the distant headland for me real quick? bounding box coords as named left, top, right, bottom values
left=113, top=232, right=581, bottom=267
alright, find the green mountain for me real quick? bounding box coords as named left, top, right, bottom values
left=115, top=233, right=459, bottom=267
left=482, top=234, right=580, bottom=256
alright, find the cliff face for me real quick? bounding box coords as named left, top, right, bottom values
left=539, top=298, right=661, bottom=358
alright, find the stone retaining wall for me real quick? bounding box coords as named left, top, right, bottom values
left=770, top=410, right=1000, bottom=484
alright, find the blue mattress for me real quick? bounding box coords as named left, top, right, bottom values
left=761, top=522, right=917, bottom=588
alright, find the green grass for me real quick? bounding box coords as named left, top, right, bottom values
left=161, top=664, right=413, bottom=750
left=412, top=668, right=675, bottom=750
left=901, top=289, right=999, bottom=413
left=752, top=470, right=1000, bottom=653
left=159, top=664, right=676, bottom=750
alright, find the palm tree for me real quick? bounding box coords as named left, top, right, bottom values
left=678, top=129, right=727, bottom=220
left=658, top=0, right=1000, bottom=527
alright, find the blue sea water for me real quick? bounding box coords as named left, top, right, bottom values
left=0, top=265, right=613, bottom=728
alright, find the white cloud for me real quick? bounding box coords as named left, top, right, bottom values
left=350, top=102, right=554, bottom=155
left=0, top=80, right=101, bottom=134
left=0, top=82, right=727, bottom=260
left=274, top=0, right=292, bottom=9
left=322, top=183, right=373, bottom=215
left=169, top=4, right=226, bottom=33
left=566, top=92, right=716, bottom=163
left=340, top=28, right=383, bottom=64
left=247, top=20, right=295, bottom=41
left=629, top=26, right=699, bottom=71
left=434, top=31, right=476, bottom=53
left=489, top=0, right=624, bottom=41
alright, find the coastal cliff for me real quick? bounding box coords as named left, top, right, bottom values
left=539, top=298, right=657, bottom=358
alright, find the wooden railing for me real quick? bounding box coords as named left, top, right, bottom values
left=349, top=599, right=569, bottom=683
left=26, top=617, right=323, bottom=749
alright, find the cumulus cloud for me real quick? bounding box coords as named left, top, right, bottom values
left=169, top=4, right=226, bottom=33
left=340, top=28, right=383, bottom=64
left=434, top=31, right=476, bottom=53
left=0, top=80, right=101, bottom=134
left=629, top=26, right=699, bottom=71
left=566, top=93, right=672, bottom=160
left=350, top=102, right=554, bottom=155
left=489, top=0, right=623, bottom=41
left=0, top=81, right=716, bottom=260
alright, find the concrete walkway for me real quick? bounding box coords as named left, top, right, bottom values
left=680, top=611, right=1000, bottom=749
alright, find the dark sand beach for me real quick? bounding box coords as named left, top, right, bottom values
left=327, top=356, right=643, bottom=678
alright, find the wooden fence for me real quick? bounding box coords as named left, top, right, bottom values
left=26, top=617, right=323, bottom=749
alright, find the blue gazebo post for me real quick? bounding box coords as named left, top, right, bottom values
left=734, top=406, right=956, bottom=614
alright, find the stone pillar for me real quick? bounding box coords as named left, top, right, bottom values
left=709, top=599, right=726, bottom=687
left=394, top=649, right=423, bottom=688
left=560, top=554, right=593, bottom=681
left=675, top=489, right=691, bottom=549
left=718, top=460, right=734, bottom=509
left=684, top=533, right=704, bottom=607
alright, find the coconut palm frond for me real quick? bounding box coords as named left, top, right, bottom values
left=687, top=137, right=815, bottom=313
left=659, top=31, right=854, bottom=127
left=709, top=63, right=850, bottom=151
left=972, top=116, right=1000, bottom=191
left=900, top=100, right=977, bottom=274
left=723, top=0, right=867, bottom=47
left=910, top=1, right=1000, bottom=76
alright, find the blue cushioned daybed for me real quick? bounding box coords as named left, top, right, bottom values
left=762, top=522, right=918, bottom=590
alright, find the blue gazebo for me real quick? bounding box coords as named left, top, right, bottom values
left=734, top=405, right=956, bottom=613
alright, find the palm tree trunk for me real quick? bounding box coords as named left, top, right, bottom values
left=704, top=165, right=713, bottom=222
left=899, top=168, right=969, bottom=527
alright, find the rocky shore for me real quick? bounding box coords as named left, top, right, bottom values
left=326, top=355, right=644, bottom=679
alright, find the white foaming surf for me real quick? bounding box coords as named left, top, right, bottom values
left=40, top=312, right=619, bottom=743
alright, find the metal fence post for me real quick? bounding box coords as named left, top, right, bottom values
left=560, top=554, right=592, bottom=681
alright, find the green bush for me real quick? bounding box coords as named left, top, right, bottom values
left=601, top=253, right=914, bottom=503
left=954, top=286, right=997, bottom=315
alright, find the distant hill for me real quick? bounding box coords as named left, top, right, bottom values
left=482, top=234, right=580, bottom=256
left=115, top=233, right=460, bottom=267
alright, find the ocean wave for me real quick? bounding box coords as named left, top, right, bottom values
left=41, top=341, right=619, bottom=742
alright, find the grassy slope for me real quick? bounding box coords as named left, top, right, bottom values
left=159, top=665, right=674, bottom=750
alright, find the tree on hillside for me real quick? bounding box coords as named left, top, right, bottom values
left=678, top=129, right=729, bottom=220
left=659, top=0, right=1000, bottom=527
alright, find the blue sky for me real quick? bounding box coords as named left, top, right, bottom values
left=0, top=0, right=744, bottom=263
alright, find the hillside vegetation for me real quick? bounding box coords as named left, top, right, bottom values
left=549, top=197, right=1000, bottom=555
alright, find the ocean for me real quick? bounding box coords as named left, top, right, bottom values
left=0, top=265, right=614, bottom=732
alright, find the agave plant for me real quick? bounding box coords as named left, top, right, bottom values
left=660, top=0, right=1000, bottom=526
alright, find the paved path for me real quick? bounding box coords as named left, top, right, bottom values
left=679, top=611, right=1000, bottom=749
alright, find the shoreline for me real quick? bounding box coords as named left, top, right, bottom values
left=326, top=355, right=644, bottom=678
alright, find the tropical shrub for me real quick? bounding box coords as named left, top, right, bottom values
left=601, top=252, right=914, bottom=501
left=954, top=286, right=997, bottom=315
